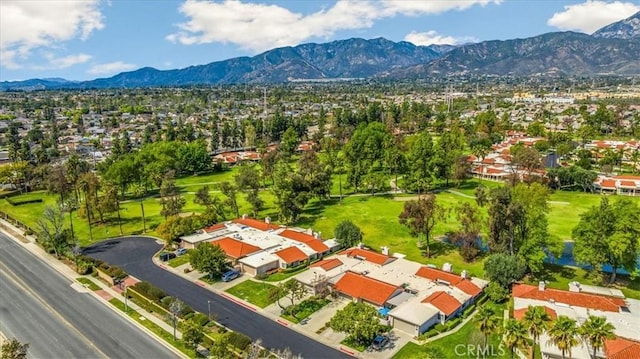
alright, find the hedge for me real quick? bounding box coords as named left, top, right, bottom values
left=127, top=287, right=171, bottom=317
left=226, top=331, right=251, bottom=351
left=6, top=197, right=43, bottom=206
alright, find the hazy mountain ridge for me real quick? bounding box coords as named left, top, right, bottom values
left=593, top=11, right=640, bottom=39
left=2, top=14, right=640, bottom=90
left=388, top=32, right=640, bottom=78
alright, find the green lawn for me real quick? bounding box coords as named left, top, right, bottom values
left=281, top=297, right=330, bottom=324
left=225, top=280, right=279, bottom=308
left=167, top=253, right=191, bottom=268
left=76, top=277, right=100, bottom=291
left=393, top=303, right=509, bottom=359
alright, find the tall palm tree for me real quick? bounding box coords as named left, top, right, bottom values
left=547, top=316, right=579, bottom=359
left=503, top=319, right=531, bottom=359
left=476, top=306, right=501, bottom=351
left=579, top=316, right=615, bottom=359
left=131, top=183, right=147, bottom=233
left=522, top=306, right=552, bottom=359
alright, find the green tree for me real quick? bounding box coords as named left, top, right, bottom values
left=194, top=185, right=226, bottom=221
left=182, top=320, right=204, bottom=349
left=209, top=336, right=234, bottom=359
left=328, top=302, right=383, bottom=347
left=405, top=130, right=435, bottom=193
left=281, top=127, right=299, bottom=156
left=298, top=151, right=332, bottom=199
left=522, top=306, right=552, bottom=359
left=271, top=162, right=311, bottom=224
left=398, top=194, right=446, bottom=258
left=475, top=305, right=501, bottom=352
left=451, top=202, right=482, bottom=262
left=160, top=172, right=185, bottom=219
left=131, top=183, right=147, bottom=233
left=334, top=220, right=363, bottom=249
left=483, top=253, right=527, bottom=288
left=219, top=182, right=240, bottom=218
left=547, top=316, right=579, bottom=359
left=573, top=197, right=640, bottom=283
left=36, top=205, right=73, bottom=259
left=189, top=243, right=229, bottom=280
left=503, top=319, right=530, bottom=359
left=1, top=338, right=29, bottom=359
left=343, top=122, right=391, bottom=192
left=579, top=315, right=615, bottom=359
left=234, top=164, right=263, bottom=218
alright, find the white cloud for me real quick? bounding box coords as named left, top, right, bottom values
left=381, top=0, right=502, bottom=16
left=88, top=61, right=137, bottom=76
left=167, top=0, right=501, bottom=52
left=0, top=0, right=103, bottom=68
left=404, top=30, right=477, bottom=46
left=547, top=1, right=640, bottom=33
left=36, top=53, right=92, bottom=70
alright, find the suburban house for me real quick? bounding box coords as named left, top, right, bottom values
left=512, top=282, right=640, bottom=359
left=208, top=237, right=261, bottom=265
left=593, top=175, right=640, bottom=196
left=295, top=246, right=488, bottom=337
left=178, top=216, right=338, bottom=275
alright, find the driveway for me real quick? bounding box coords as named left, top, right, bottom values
left=83, top=236, right=350, bottom=359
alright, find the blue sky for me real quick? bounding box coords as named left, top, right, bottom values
left=1, top=0, right=639, bottom=81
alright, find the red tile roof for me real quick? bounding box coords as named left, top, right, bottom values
left=620, top=180, right=637, bottom=188
left=212, top=237, right=261, bottom=259
left=614, top=175, right=640, bottom=181
left=422, top=291, right=462, bottom=316
left=415, top=267, right=482, bottom=296
left=279, top=229, right=329, bottom=253
left=341, top=248, right=396, bottom=266
left=204, top=223, right=226, bottom=233
left=513, top=306, right=557, bottom=321
left=232, top=218, right=280, bottom=231
left=605, top=337, right=640, bottom=359
left=600, top=179, right=617, bottom=189
left=512, top=284, right=626, bottom=312
left=274, top=246, right=308, bottom=264
left=333, top=271, right=401, bottom=306
left=311, top=258, right=343, bottom=271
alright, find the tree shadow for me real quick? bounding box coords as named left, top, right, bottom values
left=531, top=263, right=577, bottom=283
left=423, top=240, right=455, bottom=258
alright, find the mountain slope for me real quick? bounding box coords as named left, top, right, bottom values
left=593, top=11, right=640, bottom=39
left=3, top=38, right=438, bottom=89
left=386, top=32, right=640, bottom=78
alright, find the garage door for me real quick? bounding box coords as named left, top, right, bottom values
left=392, top=317, right=417, bottom=336
left=242, top=264, right=257, bottom=276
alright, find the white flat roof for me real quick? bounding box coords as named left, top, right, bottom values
left=238, top=251, right=279, bottom=268
left=388, top=296, right=439, bottom=326
left=180, top=232, right=215, bottom=244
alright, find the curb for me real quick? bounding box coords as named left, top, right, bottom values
left=0, top=223, right=187, bottom=359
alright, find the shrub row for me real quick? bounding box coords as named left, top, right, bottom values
left=97, top=262, right=127, bottom=281
left=6, top=197, right=43, bottom=206
left=226, top=331, right=251, bottom=351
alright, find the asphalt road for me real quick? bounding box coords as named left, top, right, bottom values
left=0, top=233, right=179, bottom=359
left=84, top=236, right=351, bottom=359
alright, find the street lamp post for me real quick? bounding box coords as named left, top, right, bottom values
left=207, top=300, right=211, bottom=321
left=124, top=284, right=128, bottom=313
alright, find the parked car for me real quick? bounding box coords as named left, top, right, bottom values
left=175, top=248, right=188, bottom=256
left=159, top=252, right=176, bottom=262
left=371, top=335, right=389, bottom=350
left=222, top=269, right=240, bottom=282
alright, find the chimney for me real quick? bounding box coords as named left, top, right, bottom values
left=317, top=231, right=321, bottom=240
left=313, top=232, right=318, bottom=239
left=265, top=216, right=271, bottom=224
left=242, top=214, right=248, bottom=220
left=442, top=262, right=452, bottom=273
left=538, top=281, right=546, bottom=291
left=569, top=281, right=581, bottom=293
left=381, top=246, right=389, bottom=256
left=461, top=270, right=468, bottom=279
left=357, top=242, right=363, bottom=249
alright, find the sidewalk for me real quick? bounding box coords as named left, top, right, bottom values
left=0, top=218, right=187, bottom=359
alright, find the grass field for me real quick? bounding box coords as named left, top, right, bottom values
left=225, top=280, right=279, bottom=308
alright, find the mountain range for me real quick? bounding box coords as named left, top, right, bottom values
left=2, top=11, right=639, bottom=90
